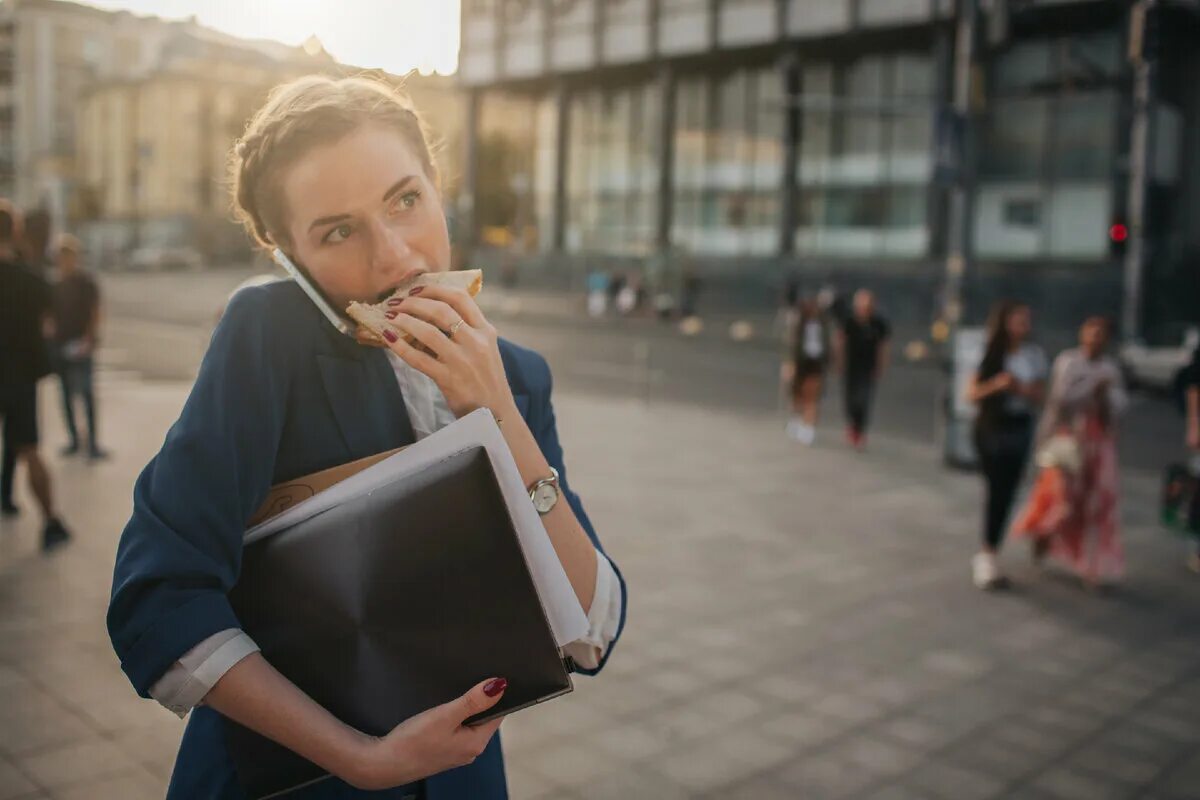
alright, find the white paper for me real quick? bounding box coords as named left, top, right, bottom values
left=244, top=409, right=590, bottom=647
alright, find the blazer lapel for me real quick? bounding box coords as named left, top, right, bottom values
left=315, top=332, right=416, bottom=459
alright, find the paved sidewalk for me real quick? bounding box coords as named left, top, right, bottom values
left=1, top=371, right=1198, bottom=799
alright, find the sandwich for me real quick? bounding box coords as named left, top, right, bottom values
left=346, top=269, right=483, bottom=346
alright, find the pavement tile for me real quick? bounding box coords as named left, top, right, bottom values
left=903, top=761, right=1010, bottom=800
left=48, top=768, right=165, bottom=800
left=773, top=754, right=884, bottom=798
left=14, top=740, right=139, bottom=791
left=575, top=765, right=691, bottom=800
left=1153, top=749, right=1200, bottom=799
left=519, top=741, right=623, bottom=792
left=1027, top=766, right=1141, bottom=800
left=583, top=721, right=674, bottom=764
left=0, top=757, right=38, bottom=800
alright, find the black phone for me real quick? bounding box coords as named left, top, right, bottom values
left=271, top=248, right=355, bottom=337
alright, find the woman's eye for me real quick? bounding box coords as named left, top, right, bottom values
left=325, top=224, right=353, bottom=244
left=393, top=191, right=422, bottom=212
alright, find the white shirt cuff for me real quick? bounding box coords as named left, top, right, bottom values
left=562, top=550, right=622, bottom=671
left=149, top=629, right=260, bottom=718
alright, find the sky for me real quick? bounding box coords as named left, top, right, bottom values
left=79, top=0, right=461, bottom=75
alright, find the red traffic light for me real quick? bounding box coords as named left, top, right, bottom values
left=1109, top=223, right=1129, bottom=243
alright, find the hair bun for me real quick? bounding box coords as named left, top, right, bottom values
left=235, top=140, right=248, bottom=158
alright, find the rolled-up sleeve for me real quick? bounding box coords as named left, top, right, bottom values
left=529, top=356, right=628, bottom=676
left=150, top=629, right=260, bottom=718
left=563, top=551, right=623, bottom=671
left=107, top=287, right=289, bottom=698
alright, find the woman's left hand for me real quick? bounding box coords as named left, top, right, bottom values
left=381, top=285, right=518, bottom=420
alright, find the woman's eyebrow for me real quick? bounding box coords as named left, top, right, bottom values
left=308, top=213, right=351, bottom=232
left=382, top=175, right=416, bottom=203
left=307, top=176, right=417, bottom=232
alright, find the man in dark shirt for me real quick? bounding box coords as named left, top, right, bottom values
left=0, top=203, right=71, bottom=549
left=835, top=289, right=891, bottom=449
left=52, top=235, right=107, bottom=460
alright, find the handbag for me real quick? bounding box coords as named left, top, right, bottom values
left=1035, top=432, right=1082, bottom=475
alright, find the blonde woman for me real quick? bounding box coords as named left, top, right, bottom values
left=107, top=76, right=626, bottom=799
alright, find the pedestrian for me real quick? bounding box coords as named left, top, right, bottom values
left=681, top=267, right=702, bottom=319
left=785, top=297, right=831, bottom=446
left=1181, top=343, right=1200, bottom=573
left=106, top=75, right=625, bottom=800
left=586, top=268, right=608, bottom=317
left=1012, top=316, right=1127, bottom=588
left=0, top=201, right=72, bottom=548
left=51, top=234, right=108, bottom=460
left=966, top=301, right=1046, bottom=589
left=834, top=289, right=890, bottom=449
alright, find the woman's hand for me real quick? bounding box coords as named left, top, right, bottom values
left=381, top=286, right=519, bottom=420
left=348, top=678, right=507, bottom=790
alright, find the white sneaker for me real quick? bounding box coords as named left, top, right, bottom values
left=798, top=424, right=816, bottom=446
left=972, top=552, right=1004, bottom=590
left=785, top=419, right=804, bottom=441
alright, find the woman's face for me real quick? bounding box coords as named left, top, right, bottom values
left=1080, top=319, right=1108, bottom=355
left=281, top=124, right=450, bottom=310
left=1005, top=306, right=1032, bottom=342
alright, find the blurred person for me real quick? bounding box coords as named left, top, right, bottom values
left=834, top=289, right=890, bottom=449
left=586, top=268, right=608, bottom=317
left=680, top=267, right=702, bottom=319
left=1012, top=317, right=1127, bottom=588
left=51, top=234, right=108, bottom=460
left=966, top=302, right=1046, bottom=589
left=785, top=297, right=831, bottom=445
left=106, top=75, right=625, bottom=799
left=1182, top=343, right=1200, bottom=573
left=0, top=202, right=71, bottom=548
left=0, top=432, right=16, bottom=516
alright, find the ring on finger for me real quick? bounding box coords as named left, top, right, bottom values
left=447, top=318, right=465, bottom=338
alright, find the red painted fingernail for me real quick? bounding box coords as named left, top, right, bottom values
left=409, top=286, right=425, bottom=295
left=382, top=329, right=398, bottom=343
left=483, top=678, right=507, bottom=697
left=387, top=298, right=403, bottom=307
left=385, top=310, right=398, bottom=319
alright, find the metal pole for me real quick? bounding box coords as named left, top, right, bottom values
left=1123, top=0, right=1157, bottom=341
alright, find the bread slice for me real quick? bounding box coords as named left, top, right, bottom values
left=346, top=270, right=483, bottom=346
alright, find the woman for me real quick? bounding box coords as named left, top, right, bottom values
left=966, top=302, right=1046, bottom=589
left=106, top=76, right=626, bottom=799
left=1012, top=316, right=1127, bottom=587
left=785, top=297, right=830, bottom=445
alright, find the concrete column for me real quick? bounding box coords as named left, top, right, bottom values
left=552, top=82, right=570, bottom=252
left=779, top=50, right=800, bottom=256
left=460, top=89, right=482, bottom=258
left=655, top=64, right=676, bottom=253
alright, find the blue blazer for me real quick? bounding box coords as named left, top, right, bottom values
left=107, top=280, right=627, bottom=800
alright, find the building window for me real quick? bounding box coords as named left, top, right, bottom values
left=672, top=67, right=782, bottom=257
left=794, top=51, right=935, bottom=258
left=566, top=83, right=660, bottom=255
left=973, top=32, right=1122, bottom=261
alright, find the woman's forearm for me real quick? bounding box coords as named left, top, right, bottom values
left=204, top=653, right=372, bottom=786
left=496, top=403, right=598, bottom=613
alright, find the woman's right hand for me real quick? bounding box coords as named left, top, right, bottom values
left=348, top=678, right=508, bottom=790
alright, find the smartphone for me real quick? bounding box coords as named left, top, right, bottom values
left=271, top=248, right=356, bottom=337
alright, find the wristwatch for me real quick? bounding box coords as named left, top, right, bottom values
left=529, top=467, right=561, bottom=516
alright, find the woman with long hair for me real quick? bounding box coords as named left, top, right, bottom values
left=106, top=76, right=626, bottom=799
left=1012, top=316, right=1127, bottom=588
left=967, top=301, right=1046, bottom=589
left=785, top=296, right=831, bottom=445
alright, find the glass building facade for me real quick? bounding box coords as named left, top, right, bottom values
left=460, top=0, right=1200, bottom=338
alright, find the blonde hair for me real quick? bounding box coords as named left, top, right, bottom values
left=229, top=74, right=438, bottom=250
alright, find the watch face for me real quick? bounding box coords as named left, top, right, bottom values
left=533, top=483, right=558, bottom=513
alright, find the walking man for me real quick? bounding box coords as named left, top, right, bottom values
left=51, top=234, right=108, bottom=460
left=0, top=202, right=72, bottom=549
left=835, top=289, right=891, bottom=450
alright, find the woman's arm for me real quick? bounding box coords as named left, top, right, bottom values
left=967, top=370, right=1013, bottom=404
left=203, top=654, right=506, bottom=790
left=383, top=286, right=600, bottom=612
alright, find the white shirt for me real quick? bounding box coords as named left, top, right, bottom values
left=150, top=350, right=623, bottom=717
left=1003, top=343, right=1048, bottom=415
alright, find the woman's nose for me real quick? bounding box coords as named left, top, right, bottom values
left=369, top=220, right=414, bottom=271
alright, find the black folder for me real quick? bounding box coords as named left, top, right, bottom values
left=227, top=446, right=573, bottom=798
